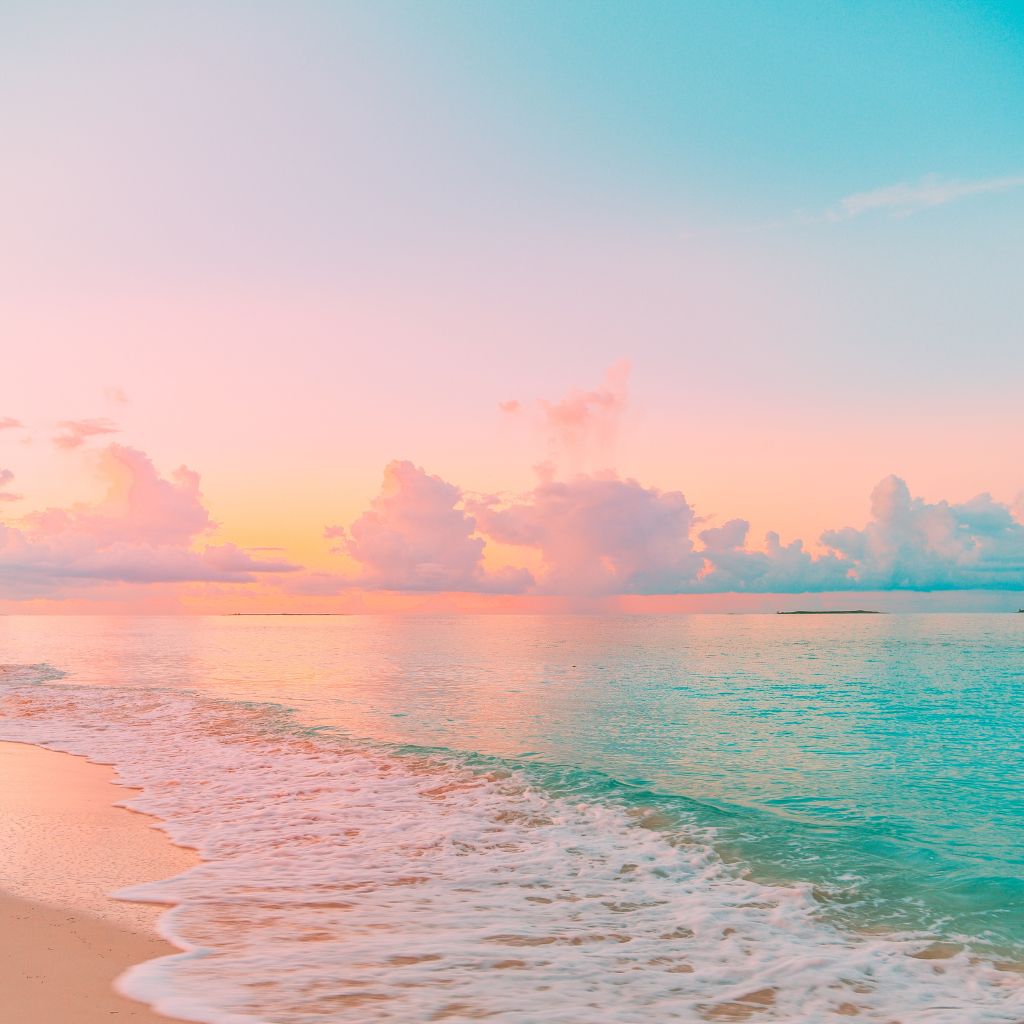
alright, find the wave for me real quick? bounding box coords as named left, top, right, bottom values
left=1, top=670, right=1022, bottom=1023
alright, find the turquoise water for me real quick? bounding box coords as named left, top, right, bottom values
left=2, top=613, right=1022, bottom=953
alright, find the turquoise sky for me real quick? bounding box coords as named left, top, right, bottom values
left=392, top=1, right=1024, bottom=206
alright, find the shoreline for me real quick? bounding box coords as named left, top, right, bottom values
left=2, top=683, right=1023, bottom=1020
left=0, top=741, right=197, bottom=1024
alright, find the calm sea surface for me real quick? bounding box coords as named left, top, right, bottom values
left=1, top=613, right=1022, bottom=1022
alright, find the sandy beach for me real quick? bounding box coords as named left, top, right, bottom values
left=0, top=741, right=197, bottom=1024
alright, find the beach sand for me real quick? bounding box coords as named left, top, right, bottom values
left=0, top=741, right=197, bottom=1023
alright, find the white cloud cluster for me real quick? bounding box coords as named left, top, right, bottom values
left=333, top=468, right=1024, bottom=595
left=698, top=519, right=850, bottom=593
left=821, top=475, right=1024, bottom=590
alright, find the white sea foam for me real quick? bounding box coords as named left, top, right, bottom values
left=1, top=676, right=1022, bottom=1023
left=0, top=662, right=65, bottom=686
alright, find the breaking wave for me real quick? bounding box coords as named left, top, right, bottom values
left=1, top=671, right=1022, bottom=1023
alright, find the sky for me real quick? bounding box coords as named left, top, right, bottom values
left=1, top=0, right=1022, bottom=612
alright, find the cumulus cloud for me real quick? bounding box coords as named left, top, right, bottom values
left=24, top=445, right=212, bottom=546
left=332, top=460, right=532, bottom=592
left=53, top=417, right=119, bottom=450
left=0, top=469, right=21, bottom=503
left=419, top=470, right=1024, bottom=596
left=326, top=465, right=1024, bottom=597
left=820, top=475, right=1024, bottom=590
left=0, top=417, right=23, bottom=431
left=830, top=173, right=1024, bottom=221
left=698, top=519, right=851, bottom=593
left=474, top=473, right=702, bottom=595
left=694, top=478, right=1024, bottom=593
left=0, top=445, right=298, bottom=597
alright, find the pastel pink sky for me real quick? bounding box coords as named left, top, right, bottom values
left=2, top=3, right=1022, bottom=610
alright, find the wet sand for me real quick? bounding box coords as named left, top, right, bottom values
left=0, top=741, right=197, bottom=1023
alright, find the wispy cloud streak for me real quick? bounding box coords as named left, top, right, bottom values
left=53, top=418, right=119, bottom=450
left=830, top=173, right=1024, bottom=220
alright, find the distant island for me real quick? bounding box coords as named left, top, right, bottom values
left=777, top=610, right=881, bottom=615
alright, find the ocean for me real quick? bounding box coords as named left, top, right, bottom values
left=1, top=613, right=1022, bottom=1022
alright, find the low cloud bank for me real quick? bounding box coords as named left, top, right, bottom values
left=332, top=466, right=1024, bottom=595
left=0, top=444, right=298, bottom=598
left=4, top=446, right=1021, bottom=601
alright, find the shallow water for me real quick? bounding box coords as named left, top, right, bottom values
left=1, top=614, right=1022, bottom=1021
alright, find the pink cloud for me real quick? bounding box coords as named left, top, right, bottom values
left=474, top=472, right=702, bottom=595
left=0, top=469, right=21, bottom=503
left=395, top=464, right=1024, bottom=596
left=0, top=444, right=298, bottom=597
left=53, top=417, right=119, bottom=450
left=323, top=457, right=1024, bottom=596
left=540, top=360, right=629, bottom=446
left=503, top=362, right=631, bottom=469
left=332, top=460, right=532, bottom=592
left=24, top=445, right=213, bottom=546
left=323, top=524, right=346, bottom=543
left=0, top=417, right=23, bottom=431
